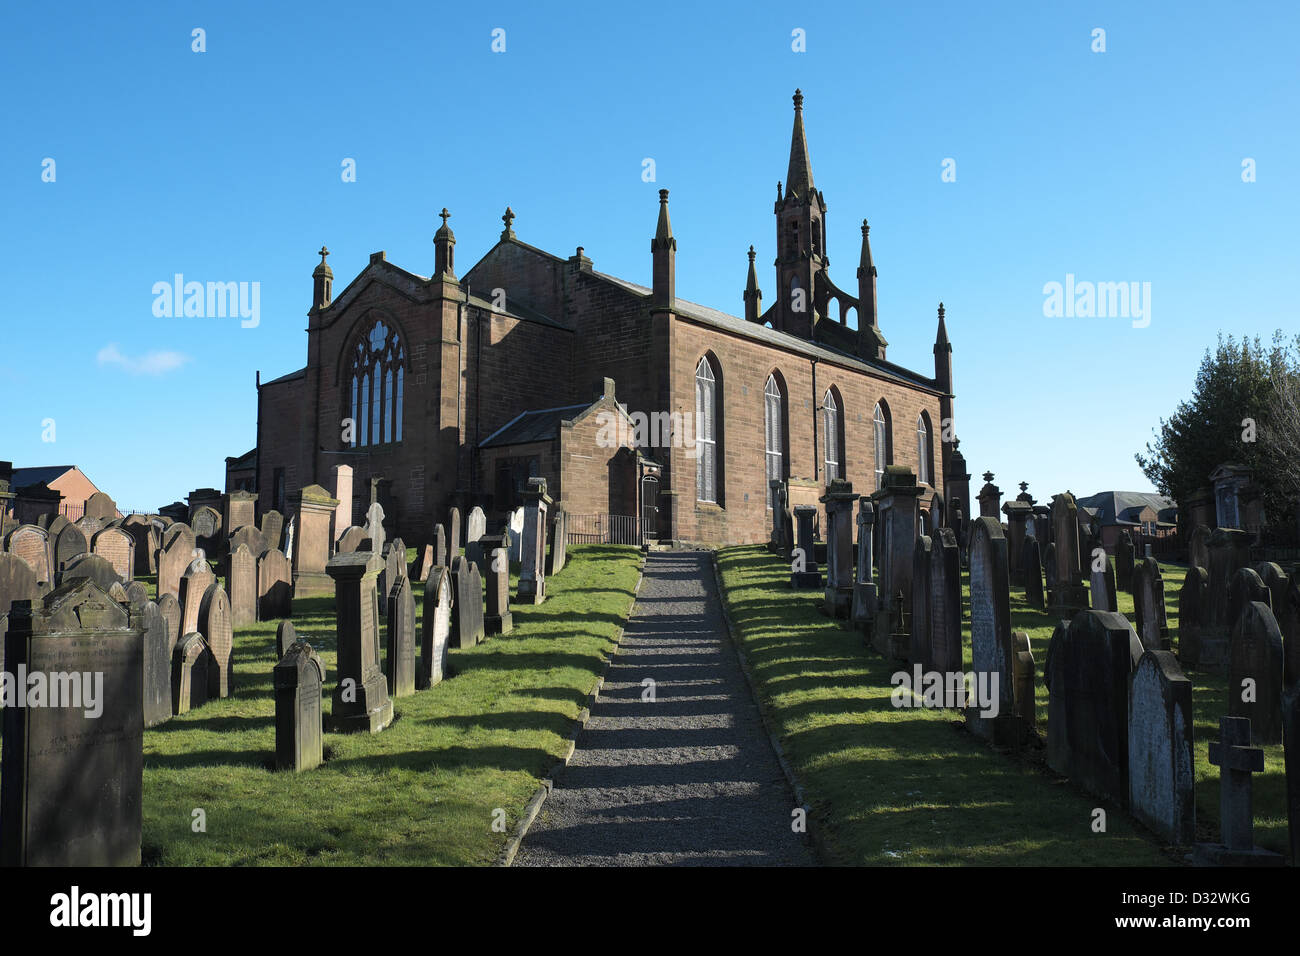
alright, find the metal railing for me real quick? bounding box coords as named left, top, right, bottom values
left=566, top=513, right=641, bottom=545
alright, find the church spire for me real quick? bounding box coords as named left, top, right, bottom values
left=856, top=220, right=886, bottom=361
left=785, top=89, right=814, bottom=200
left=744, top=245, right=762, bottom=322
left=651, top=189, right=675, bottom=309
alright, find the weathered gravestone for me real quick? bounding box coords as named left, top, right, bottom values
left=199, top=582, right=234, bottom=698
left=1045, top=609, right=1144, bottom=805
left=122, top=515, right=156, bottom=576
left=447, top=506, right=461, bottom=558
left=179, top=554, right=215, bottom=637
left=229, top=524, right=269, bottom=561
left=821, top=480, right=856, bottom=617
left=124, top=580, right=149, bottom=607
left=275, top=639, right=326, bottom=772
left=790, top=505, right=820, bottom=588
left=191, top=506, right=222, bottom=557
left=451, top=557, right=485, bottom=648
left=1089, top=549, right=1117, bottom=613
left=465, top=506, right=488, bottom=567
left=1255, top=563, right=1289, bottom=623
left=276, top=620, right=298, bottom=660
left=1, top=580, right=143, bottom=866
left=326, top=551, right=393, bottom=733
left=1116, top=530, right=1135, bottom=594
left=223, top=489, right=257, bottom=533
left=6, top=525, right=52, bottom=587
left=74, top=514, right=105, bottom=544
left=83, top=491, right=117, bottom=522
left=1229, top=567, right=1271, bottom=629
left=1188, top=525, right=1211, bottom=576
left=226, top=543, right=257, bottom=628
left=411, top=543, right=434, bottom=583
left=419, top=567, right=453, bottom=689
left=1203, top=528, right=1252, bottom=667
left=1022, top=535, right=1044, bottom=610
left=0, top=553, right=40, bottom=672
left=141, top=600, right=172, bottom=728
left=546, top=508, right=568, bottom=577
left=365, top=501, right=386, bottom=555
left=1178, top=567, right=1210, bottom=668
left=909, top=534, right=933, bottom=666
left=1132, top=558, right=1170, bottom=651
left=1127, top=649, right=1195, bottom=845
left=1193, top=716, right=1283, bottom=865
left=517, top=480, right=550, bottom=605
left=1049, top=493, right=1088, bottom=612
left=850, top=498, right=878, bottom=631
left=172, top=632, right=211, bottom=716
left=1043, top=541, right=1057, bottom=598
left=1013, top=631, right=1036, bottom=727
left=871, top=466, right=922, bottom=660
left=291, top=485, right=339, bottom=599
left=966, top=517, right=1018, bottom=743
left=770, top=480, right=788, bottom=554
left=507, top=507, right=525, bottom=563
left=260, top=509, right=285, bottom=553
left=434, top=523, right=449, bottom=568
left=45, top=513, right=69, bottom=540
left=156, top=524, right=196, bottom=601
left=337, top=526, right=367, bottom=554
left=1228, top=601, right=1284, bottom=745
left=385, top=574, right=416, bottom=698
left=928, top=527, right=962, bottom=695
left=62, top=553, right=122, bottom=593
left=331, top=463, right=353, bottom=543
left=156, top=592, right=181, bottom=659
left=108, top=581, right=129, bottom=603
left=485, top=547, right=513, bottom=635
left=379, top=538, right=406, bottom=618
left=258, top=547, right=293, bottom=621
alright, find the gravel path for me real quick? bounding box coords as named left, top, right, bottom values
left=514, top=550, right=814, bottom=866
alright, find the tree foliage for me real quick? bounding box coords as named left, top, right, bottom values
left=1136, top=332, right=1300, bottom=536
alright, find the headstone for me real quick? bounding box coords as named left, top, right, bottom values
left=337, top=526, right=367, bottom=554
left=1229, top=567, right=1271, bottom=632
left=909, top=534, right=932, bottom=666
left=434, top=523, right=449, bottom=567
left=465, top=506, right=488, bottom=567
left=191, top=506, right=222, bottom=556
left=171, top=632, right=211, bottom=716
left=5, top=525, right=52, bottom=587
left=291, top=485, right=339, bottom=599
left=546, top=507, right=569, bottom=576
left=411, top=543, right=434, bottom=582
left=260, top=509, right=285, bottom=552
left=257, top=548, right=293, bottom=621
left=83, top=491, right=118, bottom=522
left=850, top=497, right=878, bottom=631
left=1049, top=493, right=1088, bottom=611
left=1045, top=609, right=1144, bottom=804
left=331, top=464, right=353, bottom=543
left=1207, top=528, right=1251, bottom=630
left=1022, top=535, right=1044, bottom=610
left=1188, top=525, right=1211, bottom=574
left=74, top=514, right=105, bottom=543
left=108, top=581, right=129, bottom=603
left=0, top=552, right=40, bottom=623
left=1, top=580, right=143, bottom=866
left=871, top=465, right=922, bottom=660
left=507, top=508, right=525, bottom=563
left=141, top=600, right=172, bottom=728
left=156, top=592, right=181, bottom=659
left=125, top=580, right=148, bottom=606
left=1128, top=650, right=1195, bottom=845
left=1193, top=716, right=1283, bottom=865
left=966, top=517, right=1017, bottom=743
left=61, top=553, right=122, bottom=592
left=326, top=551, right=393, bottom=733
left=1132, top=557, right=1170, bottom=651
left=790, top=505, right=820, bottom=588
left=198, top=582, right=234, bottom=698
left=223, top=490, right=257, bottom=533
left=485, top=547, right=513, bottom=635
left=928, top=527, right=963, bottom=698
left=1012, top=631, right=1036, bottom=726
left=365, top=501, right=386, bottom=555
left=447, top=506, right=461, bottom=558
left=1177, top=567, right=1209, bottom=667
left=275, top=639, right=326, bottom=772
left=385, top=574, right=416, bottom=698
left=452, top=557, right=485, bottom=648
left=227, top=543, right=257, bottom=628
left=418, top=567, right=453, bottom=690
left=379, top=538, right=406, bottom=617
left=517, top=480, right=550, bottom=605
left=156, top=524, right=196, bottom=601
left=123, top=515, right=155, bottom=575
left=1043, top=541, right=1057, bottom=597
left=46, top=513, right=70, bottom=540
left=229, top=524, right=269, bottom=560
left=1228, top=601, right=1284, bottom=744
left=179, top=554, right=215, bottom=637
left=276, top=620, right=298, bottom=660
left=1255, top=563, right=1289, bottom=622
left=820, top=479, right=856, bottom=617
left=1089, top=550, right=1117, bottom=613
left=1116, top=531, right=1136, bottom=593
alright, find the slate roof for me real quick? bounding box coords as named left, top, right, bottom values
left=11, top=466, right=75, bottom=489
left=262, top=367, right=306, bottom=387
left=1076, top=491, right=1178, bottom=526
left=479, top=404, right=591, bottom=449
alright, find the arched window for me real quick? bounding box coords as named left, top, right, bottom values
left=823, top=388, right=841, bottom=482
left=347, top=317, right=405, bottom=447
left=873, top=402, right=892, bottom=489
left=916, top=413, right=933, bottom=486
left=764, top=374, right=786, bottom=508
left=695, top=358, right=718, bottom=503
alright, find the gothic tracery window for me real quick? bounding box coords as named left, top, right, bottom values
left=348, top=318, right=405, bottom=448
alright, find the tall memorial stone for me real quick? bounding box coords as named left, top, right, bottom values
left=517, top=479, right=550, bottom=605
left=337, top=526, right=366, bottom=554
left=172, top=634, right=210, bottom=715
left=1089, top=551, right=1118, bottom=613
left=909, top=534, right=932, bottom=666
left=291, top=484, right=339, bottom=599
left=769, top=480, right=788, bottom=554
left=1049, top=492, right=1088, bottom=613
left=546, top=508, right=569, bottom=576
left=486, top=547, right=513, bottom=635
left=223, top=490, right=257, bottom=533
left=83, top=491, right=118, bottom=523
left=465, top=506, right=488, bottom=567
left=870, top=466, right=921, bottom=660
left=123, top=514, right=155, bottom=575
left=820, top=479, right=856, bottom=617
left=331, top=463, right=353, bottom=543
left=966, top=517, right=1017, bottom=742
left=790, top=505, right=820, bottom=588
left=1178, top=566, right=1210, bottom=667
left=227, top=542, right=257, bottom=627
left=258, top=547, right=293, bottom=620
left=326, top=551, right=393, bottom=733
left=411, top=543, right=434, bottom=582
left=141, top=600, right=172, bottom=728
left=851, top=498, right=878, bottom=631
left=191, top=506, right=223, bottom=558
left=365, top=501, right=386, bottom=555
left=54, top=522, right=89, bottom=578
left=1116, top=531, right=1135, bottom=593
left=1023, top=535, right=1045, bottom=610
left=276, top=620, right=298, bottom=660
left=1001, top=496, right=1032, bottom=586
left=448, top=506, right=462, bottom=558
left=451, top=557, right=484, bottom=648
left=434, top=523, right=448, bottom=567
left=385, top=574, right=416, bottom=698
left=1045, top=610, right=1144, bottom=804
left=1188, top=525, right=1211, bottom=573
left=1202, top=528, right=1252, bottom=667
left=199, top=582, right=234, bottom=698
left=1132, top=557, right=1170, bottom=651
left=418, top=566, right=453, bottom=690
left=1128, top=649, right=1195, bottom=845
left=1228, top=601, right=1284, bottom=745
left=275, top=640, right=326, bottom=772
left=156, top=524, right=195, bottom=601
left=6, top=525, right=52, bottom=587
left=1, top=580, right=143, bottom=866
left=179, top=554, right=215, bottom=637
left=928, top=527, right=963, bottom=690
left=261, top=509, right=285, bottom=552
left=1193, top=716, right=1283, bottom=865
left=157, top=592, right=181, bottom=659
left=507, top=507, right=525, bottom=563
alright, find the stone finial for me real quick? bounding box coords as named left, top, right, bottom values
left=439, top=208, right=450, bottom=226
left=747, top=244, right=755, bottom=263
left=983, top=472, right=995, bottom=482
left=501, top=206, right=516, bottom=239
left=1020, top=482, right=1029, bottom=492
left=938, top=301, right=945, bottom=320
left=793, top=88, right=804, bottom=110
left=861, top=218, right=869, bottom=236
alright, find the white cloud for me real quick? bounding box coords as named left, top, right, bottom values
left=96, top=343, right=190, bottom=375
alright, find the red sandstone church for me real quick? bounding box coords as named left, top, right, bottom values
left=231, top=91, right=960, bottom=546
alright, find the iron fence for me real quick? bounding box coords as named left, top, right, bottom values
left=566, top=513, right=641, bottom=545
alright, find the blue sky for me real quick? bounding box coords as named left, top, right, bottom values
left=2, top=1, right=1297, bottom=511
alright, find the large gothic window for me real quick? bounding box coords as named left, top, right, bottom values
left=696, top=358, right=718, bottom=503
left=873, top=402, right=892, bottom=489
left=823, top=388, right=841, bottom=482
left=348, top=318, right=405, bottom=447
left=917, top=413, right=933, bottom=486
left=764, top=374, right=785, bottom=508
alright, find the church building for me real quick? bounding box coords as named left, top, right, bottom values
left=237, top=91, right=958, bottom=546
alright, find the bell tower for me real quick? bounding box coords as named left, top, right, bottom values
left=772, top=89, right=827, bottom=340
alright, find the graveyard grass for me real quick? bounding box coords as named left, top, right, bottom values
left=135, top=544, right=641, bottom=865
left=716, top=546, right=1291, bottom=865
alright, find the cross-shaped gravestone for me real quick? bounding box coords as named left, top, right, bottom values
left=1193, top=715, right=1283, bottom=865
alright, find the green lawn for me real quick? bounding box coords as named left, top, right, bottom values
left=135, top=543, right=641, bottom=865
left=716, top=545, right=1290, bottom=865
